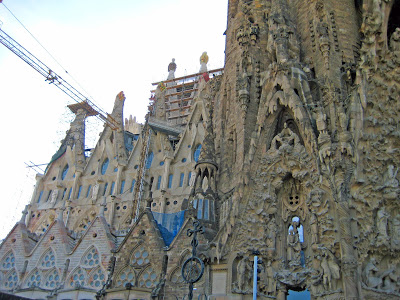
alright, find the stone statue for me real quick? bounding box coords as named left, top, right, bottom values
left=376, top=207, right=389, bottom=242
left=266, top=217, right=277, bottom=249
left=327, top=254, right=340, bottom=290
left=265, top=260, right=276, bottom=294
left=321, top=254, right=332, bottom=290
left=50, top=190, right=58, bottom=204
left=271, top=123, right=300, bottom=152
left=363, top=258, right=382, bottom=288
left=385, top=164, right=398, bottom=188
left=389, top=28, right=400, bottom=52
left=310, top=213, right=319, bottom=245
left=92, top=184, right=99, bottom=200
left=167, top=58, right=177, bottom=80
left=287, top=225, right=301, bottom=266
left=237, top=256, right=250, bottom=291
left=381, top=267, right=398, bottom=291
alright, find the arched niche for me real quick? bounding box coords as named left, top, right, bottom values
left=387, top=1, right=400, bottom=49
left=271, top=108, right=304, bottom=148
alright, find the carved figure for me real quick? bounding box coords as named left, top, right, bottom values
left=376, top=207, right=389, bottom=241
left=92, top=184, right=99, bottom=200
left=270, top=123, right=300, bottom=151
left=381, top=267, right=398, bottom=291
left=50, top=190, right=58, bottom=204
left=266, top=217, right=277, bottom=249
left=385, top=164, right=399, bottom=188
left=265, top=260, right=276, bottom=294
left=310, top=213, right=319, bottom=245
left=321, top=254, right=332, bottom=290
left=287, top=226, right=301, bottom=266
left=237, top=256, right=250, bottom=291
left=363, top=258, right=382, bottom=288
left=390, top=28, right=400, bottom=52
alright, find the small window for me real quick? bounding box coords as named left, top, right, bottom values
left=62, top=188, right=67, bottom=199
left=114, top=167, right=118, bottom=172
left=130, top=179, right=136, bottom=193
left=120, top=180, right=125, bottom=194
left=61, top=164, right=69, bottom=180
left=179, top=173, right=184, bottom=187
left=110, top=182, right=115, bottom=195
left=182, top=158, right=187, bottom=163
left=77, top=185, right=82, bottom=199
left=160, top=161, right=164, bottom=166
left=103, top=183, right=108, bottom=196
left=157, top=176, right=162, bottom=190
left=197, top=199, right=203, bottom=219
left=193, top=144, right=202, bottom=162
left=101, top=158, right=109, bottom=175
left=187, top=172, right=192, bottom=186
left=168, top=174, right=173, bottom=189
left=204, top=199, right=209, bottom=220
left=37, top=191, right=43, bottom=203
left=86, top=185, right=92, bottom=198
left=68, top=188, right=72, bottom=200
left=145, top=152, right=154, bottom=169
left=47, top=190, right=52, bottom=202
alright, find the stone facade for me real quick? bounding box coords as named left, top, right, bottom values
left=0, top=0, right=400, bottom=299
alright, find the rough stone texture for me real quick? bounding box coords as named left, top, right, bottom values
left=0, top=0, right=399, bottom=299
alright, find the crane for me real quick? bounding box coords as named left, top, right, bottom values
left=0, top=27, right=119, bottom=130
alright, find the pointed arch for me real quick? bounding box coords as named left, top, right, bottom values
left=114, top=265, right=136, bottom=288
left=2, top=268, right=19, bottom=290
left=67, top=266, right=86, bottom=288
left=43, top=267, right=61, bottom=290
left=38, top=248, right=56, bottom=269
left=0, top=250, right=16, bottom=271
left=168, top=266, right=185, bottom=285
left=137, top=265, right=158, bottom=289
left=81, top=245, right=100, bottom=269
left=31, top=213, right=57, bottom=235
left=71, top=208, right=97, bottom=233
left=87, top=266, right=106, bottom=289
left=24, top=267, right=42, bottom=288
left=259, top=75, right=318, bottom=155
left=129, top=243, right=150, bottom=267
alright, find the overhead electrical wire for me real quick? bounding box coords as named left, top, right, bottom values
left=1, top=2, right=98, bottom=110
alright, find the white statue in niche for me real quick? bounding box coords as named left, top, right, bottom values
left=92, top=184, right=99, bottom=200
left=50, top=190, right=58, bottom=204
left=287, top=220, right=301, bottom=266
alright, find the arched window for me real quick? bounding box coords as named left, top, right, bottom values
left=3, top=269, right=18, bottom=290
left=145, top=152, right=154, bottom=169
left=101, top=158, right=109, bottom=175
left=81, top=246, right=100, bottom=268
left=120, top=180, right=125, bottom=194
left=44, top=268, right=61, bottom=289
left=86, top=185, right=92, bottom=198
left=0, top=252, right=15, bottom=271
left=25, top=269, right=42, bottom=288
left=39, top=249, right=56, bottom=269
left=115, top=267, right=136, bottom=288
left=193, top=144, right=202, bottom=162
left=69, top=267, right=85, bottom=288
left=88, top=267, right=106, bottom=288
left=138, top=266, right=157, bottom=289
left=61, top=164, right=69, bottom=180
left=131, top=245, right=150, bottom=267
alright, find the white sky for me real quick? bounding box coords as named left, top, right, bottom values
left=0, top=0, right=227, bottom=239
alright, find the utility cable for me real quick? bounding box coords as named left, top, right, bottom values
left=1, top=2, right=97, bottom=106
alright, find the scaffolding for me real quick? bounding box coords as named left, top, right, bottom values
left=151, top=68, right=224, bottom=126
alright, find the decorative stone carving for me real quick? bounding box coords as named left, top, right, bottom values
left=235, top=256, right=251, bottom=293
left=390, top=28, right=400, bottom=52
left=287, top=222, right=301, bottom=267
left=266, top=217, right=277, bottom=250
left=374, top=206, right=390, bottom=247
